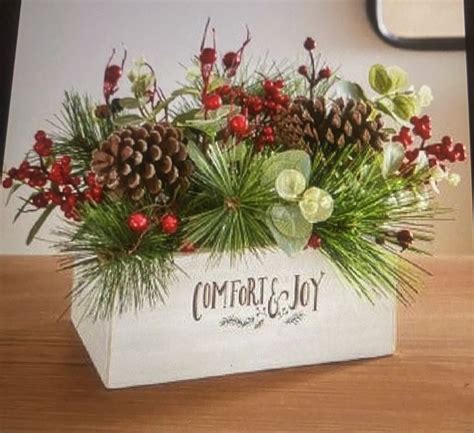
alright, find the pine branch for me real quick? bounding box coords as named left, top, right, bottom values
left=49, top=91, right=114, bottom=173
left=310, top=145, right=441, bottom=302
left=184, top=142, right=275, bottom=262
left=55, top=199, right=178, bottom=320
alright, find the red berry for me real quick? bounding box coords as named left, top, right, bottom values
left=304, top=37, right=316, bottom=51
left=180, top=241, right=197, bottom=253
left=222, top=51, right=240, bottom=69
left=34, top=130, right=47, bottom=141
left=61, top=155, right=71, bottom=166
left=405, top=149, right=419, bottom=163
left=318, top=66, right=331, bottom=79
left=66, top=195, right=78, bottom=207
left=51, top=192, right=62, bottom=205
left=127, top=212, right=150, bottom=233
left=453, top=142, right=466, bottom=162
left=203, top=93, right=222, bottom=111
left=396, top=229, right=414, bottom=250
left=91, top=186, right=103, bottom=202
left=274, top=79, right=284, bottom=89
left=160, top=213, right=179, bottom=235
left=263, top=80, right=274, bottom=92
left=7, top=168, right=18, bottom=178
left=17, top=169, right=27, bottom=181
left=441, top=136, right=453, bottom=147
left=32, top=193, right=48, bottom=208
left=229, top=114, right=249, bottom=136
left=2, top=178, right=13, bottom=188
left=263, top=126, right=274, bottom=136
left=394, top=126, right=413, bottom=147
left=104, top=65, right=122, bottom=84
left=247, top=96, right=263, bottom=114
left=216, top=84, right=231, bottom=96
left=298, top=65, right=309, bottom=76
left=307, top=234, right=322, bottom=249
left=200, top=48, right=217, bottom=65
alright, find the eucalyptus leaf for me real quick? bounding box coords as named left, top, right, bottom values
left=26, top=204, right=55, bottom=245
left=375, top=99, right=397, bottom=122
left=331, top=80, right=366, bottom=101
left=414, top=151, right=429, bottom=174
left=263, top=150, right=311, bottom=185
left=171, top=87, right=201, bottom=97
left=275, top=169, right=307, bottom=201
left=208, top=77, right=230, bottom=92
left=368, top=64, right=393, bottom=95
left=118, top=97, right=141, bottom=110
left=382, top=142, right=405, bottom=178
left=416, top=85, right=433, bottom=108
left=270, top=203, right=312, bottom=239
left=182, top=117, right=226, bottom=139
left=298, top=187, right=334, bottom=223
left=267, top=218, right=309, bottom=256
left=392, top=95, right=418, bottom=121
left=387, top=66, right=408, bottom=92
left=113, top=114, right=144, bottom=126
left=185, top=64, right=202, bottom=82
left=152, top=94, right=179, bottom=116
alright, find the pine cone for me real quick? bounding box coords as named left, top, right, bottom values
left=91, top=122, right=193, bottom=202
left=275, top=96, right=388, bottom=151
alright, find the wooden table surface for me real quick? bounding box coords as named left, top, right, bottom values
left=0, top=255, right=472, bottom=433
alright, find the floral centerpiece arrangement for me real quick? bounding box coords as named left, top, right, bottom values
left=2, top=21, right=466, bottom=319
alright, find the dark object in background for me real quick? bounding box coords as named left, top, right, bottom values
left=0, top=0, right=21, bottom=170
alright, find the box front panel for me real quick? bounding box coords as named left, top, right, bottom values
left=105, top=250, right=395, bottom=388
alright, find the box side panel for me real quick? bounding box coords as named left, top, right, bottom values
left=105, top=250, right=396, bottom=388
left=71, top=284, right=112, bottom=387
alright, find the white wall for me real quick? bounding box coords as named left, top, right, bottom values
left=1, top=0, right=472, bottom=255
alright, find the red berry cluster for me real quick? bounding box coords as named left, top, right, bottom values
left=33, top=130, right=53, bottom=157
left=298, top=36, right=332, bottom=99
left=2, top=131, right=103, bottom=220
left=215, top=78, right=290, bottom=150
left=394, top=115, right=466, bottom=175
left=126, top=212, right=180, bottom=235
left=393, top=126, right=413, bottom=147
left=410, top=115, right=432, bottom=140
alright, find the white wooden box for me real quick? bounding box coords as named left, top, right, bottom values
left=71, top=249, right=396, bottom=389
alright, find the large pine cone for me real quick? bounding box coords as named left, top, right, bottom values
left=275, top=96, right=388, bottom=152
left=91, top=122, right=193, bottom=201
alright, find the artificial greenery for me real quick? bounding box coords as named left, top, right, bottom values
left=2, top=23, right=466, bottom=319
left=51, top=91, right=114, bottom=172
left=310, top=145, right=437, bottom=303
left=57, top=199, right=178, bottom=319
left=184, top=141, right=275, bottom=262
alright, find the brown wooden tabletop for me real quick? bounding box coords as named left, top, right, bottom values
left=0, top=255, right=473, bottom=433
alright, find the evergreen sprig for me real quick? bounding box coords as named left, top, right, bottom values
left=56, top=199, right=177, bottom=320
left=50, top=92, right=114, bottom=172
left=184, top=142, right=275, bottom=262
left=311, top=145, right=441, bottom=303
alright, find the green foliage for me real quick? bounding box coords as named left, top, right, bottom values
left=50, top=92, right=114, bottom=172
left=184, top=142, right=275, bottom=262
left=367, top=64, right=432, bottom=124
left=56, top=199, right=177, bottom=320
left=310, top=145, right=438, bottom=303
